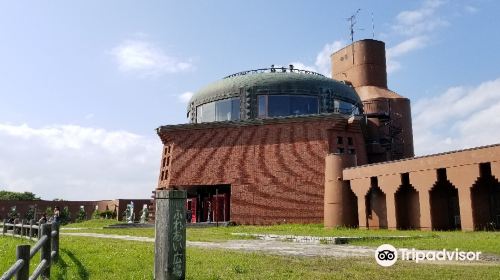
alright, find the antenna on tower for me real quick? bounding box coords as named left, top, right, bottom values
left=371, top=12, right=375, bottom=39
left=347, top=8, right=362, bottom=43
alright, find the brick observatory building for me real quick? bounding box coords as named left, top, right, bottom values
left=154, top=39, right=500, bottom=231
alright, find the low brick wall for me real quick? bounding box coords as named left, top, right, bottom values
left=0, top=199, right=151, bottom=223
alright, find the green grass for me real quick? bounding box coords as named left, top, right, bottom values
left=2, top=235, right=499, bottom=280
left=0, top=236, right=153, bottom=280
left=62, top=219, right=118, bottom=229
left=63, top=221, right=500, bottom=255
left=0, top=237, right=38, bottom=274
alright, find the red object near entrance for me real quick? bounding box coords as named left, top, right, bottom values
left=186, top=198, right=197, bottom=223
left=184, top=185, right=231, bottom=223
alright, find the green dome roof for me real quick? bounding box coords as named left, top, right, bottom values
left=189, top=71, right=361, bottom=107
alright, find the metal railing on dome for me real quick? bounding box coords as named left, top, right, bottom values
left=223, top=65, right=325, bottom=79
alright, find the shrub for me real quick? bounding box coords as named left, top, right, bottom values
left=60, top=206, right=71, bottom=225
left=24, top=206, right=35, bottom=221
left=75, top=207, right=86, bottom=223
left=7, top=206, right=19, bottom=220
left=45, top=207, right=53, bottom=218
left=99, top=210, right=114, bottom=219
left=92, top=209, right=101, bottom=219
left=122, top=211, right=128, bottom=222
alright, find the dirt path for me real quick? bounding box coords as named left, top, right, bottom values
left=61, top=232, right=500, bottom=265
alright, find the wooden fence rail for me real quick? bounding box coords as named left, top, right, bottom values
left=1, top=219, right=40, bottom=240
left=0, top=220, right=60, bottom=280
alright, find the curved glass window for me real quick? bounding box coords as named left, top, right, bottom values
left=258, top=95, right=319, bottom=118
left=334, top=99, right=359, bottom=115
left=196, top=97, right=240, bottom=123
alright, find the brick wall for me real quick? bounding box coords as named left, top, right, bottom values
left=157, top=115, right=367, bottom=224
left=0, top=199, right=151, bottom=223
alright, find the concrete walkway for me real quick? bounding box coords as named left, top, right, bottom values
left=61, top=232, right=376, bottom=258
left=61, top=232, right=500, bottom=265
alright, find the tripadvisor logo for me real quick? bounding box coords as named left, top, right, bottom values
left=375, top=244, right=398, bottom=267
left=375, top=244, right=482, bottom=267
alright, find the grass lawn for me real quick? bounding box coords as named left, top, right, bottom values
left=63, top=220, right=500, bottom=255
left=1, top=235, right=499, bottom=280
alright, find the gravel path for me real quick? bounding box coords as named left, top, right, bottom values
left=61, top=232, right=500, bottom=265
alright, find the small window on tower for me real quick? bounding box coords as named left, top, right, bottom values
left=347, top=137, right=353, bottom=145
left=337, top=136, right=343, bottom=145
left=337, top=148, right=345, bottom=154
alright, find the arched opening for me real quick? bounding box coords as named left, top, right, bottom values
left=471, top=163, right=500, bottom=230
left=430, top=169, right=460, bottom=230
left=365, top=177, right=387, bottom=229
left=395, top=173, right=420, bottom=230
left=344, top=183, right=359, bottom=227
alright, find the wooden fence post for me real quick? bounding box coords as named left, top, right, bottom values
left=16, top=245, right=30, bottom=280
left=41, top=224, right=52, bottom=279
left=52, top=223, right=60, bottom=260
left=13, top=219, right=18, bottom=237
left=2, top=219, right=6, bottom=236
left=38, top=222, right=43, bottom=239
left=29, top=220, right=34, bottom=240
left=154, top=190, right=187, bottom=280
left=20, top=220, right=25, bottom=238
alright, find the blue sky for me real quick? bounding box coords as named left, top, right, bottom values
left=0, top=0, right=499, bottom=200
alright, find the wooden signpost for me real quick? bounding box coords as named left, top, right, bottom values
left=154, top=190, right=187, bottom=280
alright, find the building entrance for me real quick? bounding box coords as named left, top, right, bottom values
left=185, top=185, right=230, bottom=224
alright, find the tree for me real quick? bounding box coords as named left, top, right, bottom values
left=24, top=206, right=35, bottom=220
left=45, top=207, right=54, bottom=218
left=8, top=206, right=19, bottom=220
left=60, top=206, right=71, bottom=225
left=0, top=190, right=41, bottom=200
left=76, top=206, right=86, bottom=223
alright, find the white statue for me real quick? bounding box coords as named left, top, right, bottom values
left=207, top=201, right=212, bottom=223
left=127, top=201, right=135, bottom=224
left=140, top=204, right=148, bottom=224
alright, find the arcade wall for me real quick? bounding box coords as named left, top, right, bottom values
left=337, top=144, right=500, bottom=231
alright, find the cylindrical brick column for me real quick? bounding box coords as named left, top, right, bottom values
left=324, top=153, right=356, bottom=228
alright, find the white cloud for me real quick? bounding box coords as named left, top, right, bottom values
left=393, top=0, right=449, bottom=36
left=386, top=1, right=450, bottom=74
left=464, top=5, right=478, bottom=14
left=290, top=40, right=345, bottom=77
left=386, top=36, right=428, bottom=73
left=178, top=91, right=194, bottom=103
left=111, top=39, right=193, bottom=78
left=0, top=123, right=161, bottom=200
left=413, top=77, right=500, bottom=155
left=387, top=36, right=428, bottom=58
left=314, top=40, right=344, bottom=76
